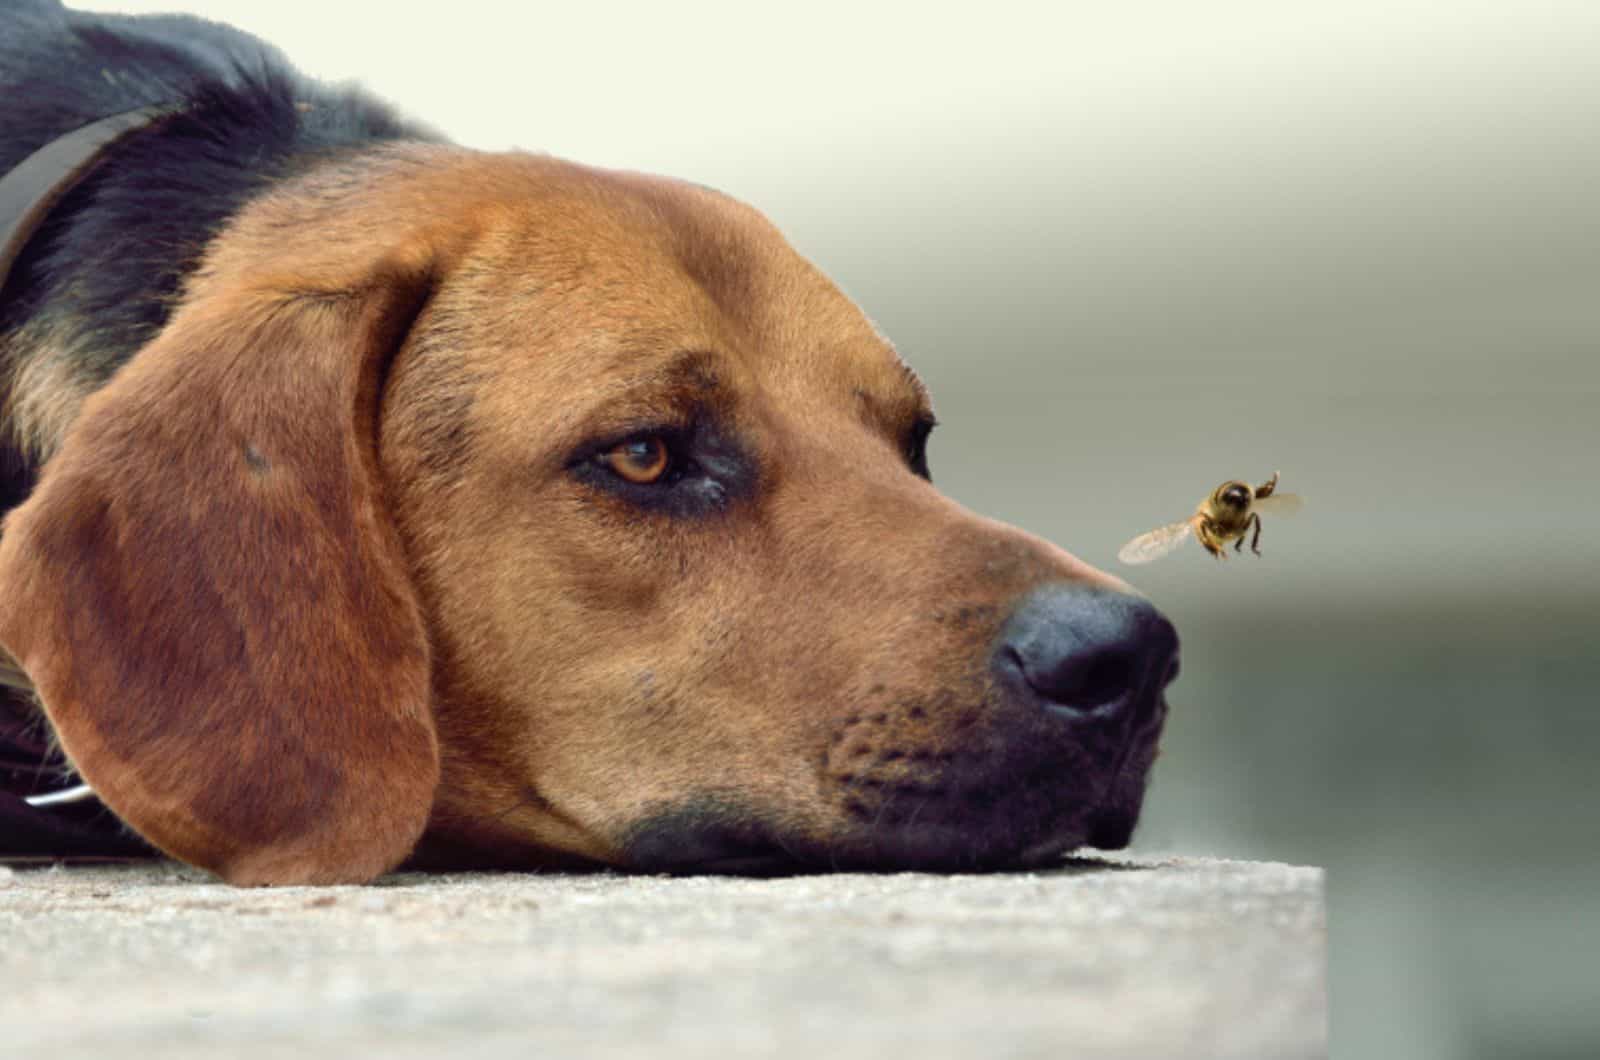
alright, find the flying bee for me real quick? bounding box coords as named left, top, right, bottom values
left=1118, top=471, right=1302, bottom=564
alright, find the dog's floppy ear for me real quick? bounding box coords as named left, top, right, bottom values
left=0, top=204, right=455, bottom=885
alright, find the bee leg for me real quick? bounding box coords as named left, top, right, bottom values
left=1198, top=523, right=1225, bottom=559
left=1233, top=533, right=1244, bottom=553
left=1255, top=471, right=1280, bottom=499
left=1250, top=513, right=1263, bottom=555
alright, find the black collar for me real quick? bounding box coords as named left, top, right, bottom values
left=0, top=104, right=177, bottom=299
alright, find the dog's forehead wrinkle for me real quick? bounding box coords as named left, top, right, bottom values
left=566, top=348, right=740, bottom=436
left=850, top=370, right=932, bottom=434
left=648, top=348, right=726, bottom=394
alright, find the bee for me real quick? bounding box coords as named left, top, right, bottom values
left=1118, top=471, right=1302, bottom=564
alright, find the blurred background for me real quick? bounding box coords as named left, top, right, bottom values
left=72, top=1, right=1600, bottom=1055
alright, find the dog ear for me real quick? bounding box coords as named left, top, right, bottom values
left=0, top=223, right=451, bottom=885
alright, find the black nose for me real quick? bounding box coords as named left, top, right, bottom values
left=993, top=585, right=1179, bottom=722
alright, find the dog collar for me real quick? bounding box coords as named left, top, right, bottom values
left=2, top=652, right=95, bottom=809
left=0, top=104, right=177, bottom=300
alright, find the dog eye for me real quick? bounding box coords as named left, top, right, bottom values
left=603, top=437, right=672, bottom=484
left=907, top=417, right=935, bottom=481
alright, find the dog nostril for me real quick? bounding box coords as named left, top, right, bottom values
left=1020, top=646, right=1136, bottom=716
left=1077, top=651, right=1136, bottom=708
left=993, top=585, right=1179, bottom=722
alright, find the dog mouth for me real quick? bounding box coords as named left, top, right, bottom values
left=621, top=805, right=813, bottom=875
left=622, top=679, right=1167, bottom=876
left=620, top=792, right=1144, bottom=876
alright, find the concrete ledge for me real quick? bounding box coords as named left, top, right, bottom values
left=0, top=855, right=1325, bottom=1058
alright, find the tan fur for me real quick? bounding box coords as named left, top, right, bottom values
left=0, top=144, right=1128, bottom=883
left=3, top=321, right=100, bottom=461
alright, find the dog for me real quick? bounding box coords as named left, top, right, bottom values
left=0, top=1, right=1179, bottom=885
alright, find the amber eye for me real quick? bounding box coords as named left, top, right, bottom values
left=603, top=437, right=671, bottom=484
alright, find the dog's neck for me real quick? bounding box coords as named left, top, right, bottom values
left=0, top=106, right=177, bottom=302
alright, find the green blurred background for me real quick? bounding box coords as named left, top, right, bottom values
left=77, top=2, right=1600, bottom=1054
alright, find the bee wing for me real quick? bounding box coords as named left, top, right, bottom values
left=1253, top=492, right=1303, bottom=516
left=1117, top=519, right=1195, bottom=565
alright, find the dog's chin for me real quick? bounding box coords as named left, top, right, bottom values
left=620, top=807, right=808, bottom=876
left=619, top=799, right=1141, bottom=876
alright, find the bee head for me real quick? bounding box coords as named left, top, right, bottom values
left=1217, top=482, right=1253, bottom=509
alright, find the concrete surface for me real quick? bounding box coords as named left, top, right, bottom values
left=0, top=855, right=1324, bottom=1059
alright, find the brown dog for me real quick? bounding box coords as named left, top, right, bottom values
left=0, top=3, right=1178, bottom=884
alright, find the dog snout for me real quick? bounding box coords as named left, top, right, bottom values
left=993, top=585, right=1179, bottom=728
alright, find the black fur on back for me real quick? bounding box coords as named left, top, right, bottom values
left=0, top=0, right=442, bottom=511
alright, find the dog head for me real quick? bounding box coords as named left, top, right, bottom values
left=0, top=147, right=1178, bottom=883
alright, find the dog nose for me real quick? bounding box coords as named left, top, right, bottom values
left=993, top=585, right=1179, bottom=722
